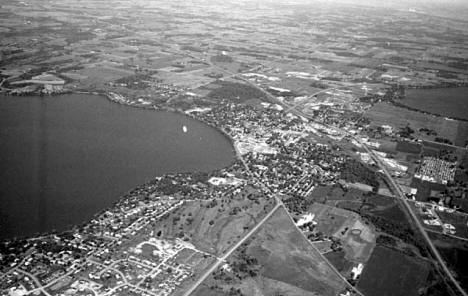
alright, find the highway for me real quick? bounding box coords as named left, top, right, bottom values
left=361, top=143, right=468, bottom=296
left=282, top=96, right=467, bottom=296
left=280, top=95, right=467, bottom=296
left=182, top=203, right=281, bottom=296
left=283, top=87, right=340, bottom=113
left=178, top=52, right=467, bottom=295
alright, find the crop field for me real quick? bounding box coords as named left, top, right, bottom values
left=312, top=240, right=334, bottom=253
left=369, top=204, right=407, bottom=223
left=267, top=76, right=325, bottom=96
left=73, top=64, right=134, bottom=87
left=206, top=81, right=269, bottom=103
left=455, top=122, right=468, bottom=147
left=365, top=102, right=460, bottom=143
left=156, top=68, right=216, bottom=89
left=396, top=140, right=422, bottom=154
left=430, top=232, right=468, bottom=292
left=310, top=185, right=368, bottom=203
left=324, top=250, right=354, bottom=274
left=357, top=246, right=430, bottom=296
left=400, top=87, right=468, bottom=121
left=363, top=194, right=394, bottom=209
left=410, top=178, right=447, bottom=202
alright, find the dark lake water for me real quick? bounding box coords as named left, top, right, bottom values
left=0, top=94, right=234, bottom=240
left=400, top=87, right=468, bottom=120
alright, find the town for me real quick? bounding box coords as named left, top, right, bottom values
left=1, top=0, right=468, bottom=296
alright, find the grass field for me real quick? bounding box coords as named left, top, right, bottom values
left=206, top=80, right=269, bottom=103
left=396, top=140, right=422, bottom=154
left=308, top=203, right=376, bottom=263
left=365, top=102, right=459, bottom=144
left=400, top=87, right=468, bottom=121
left=324, top=250, right=354, bottom=273
left=455, top=122, right=468, bottom=147
left=247, top=207, right=347, bottom=295
left=369, top=204, right=407, bottom=223
left=410, top=178, right=447, bottom=202
left=154, top=192, right=274, bottom=256
left=357, top=246, right=431, bottom=296
left=430, top=232, right=468, bottom=292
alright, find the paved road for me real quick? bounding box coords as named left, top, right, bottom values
left=177, top=50, right=467, bottom=295
left=17, top=269, right=53, bottom=296
left=182, top=203, right=281, bottom=296
left=279, top=202, right=365, bottom=296
left=362, top=144, right=468, bottom=296
left=283, top=87, right=339, bottom=113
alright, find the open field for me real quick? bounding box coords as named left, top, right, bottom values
left=193, top=207, right=348, bottom=296
left=410, top=178, right=447, bottom=202
left=396, top=140, right=422, bottom=154
left=398, top=87, right=468, bottom=121
left=365, top=102, right=460, bottom=144
left=429, top=232, right=468, bottom=292
left=324, top=250, right=354, bottom=274
left=154, top=191, right=274, bottom=256
left=308, top=203, right=376, bottom=263
left=357, top=246, right=431, bottom=296
left=206, top=81, right=269, bottom=103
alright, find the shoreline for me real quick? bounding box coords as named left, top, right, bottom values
left=0, top=91, right=238, bottom=243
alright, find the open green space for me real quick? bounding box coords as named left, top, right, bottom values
left=357, top=246, right=430, bottom=296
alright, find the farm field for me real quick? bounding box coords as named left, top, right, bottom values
left=365, top=102, right=460, bottom=144
left=429, top=232, right=468, bottom=292
left=396, top=140, right=422, bottom=154
left=399, top=87, right=468, bottom=121
left=357, top=246, right=431, bottom=296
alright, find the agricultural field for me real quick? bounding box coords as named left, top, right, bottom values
left=193, top=207, right=348, bottom=296
left=70, top=63, right=134, bottom=89
left=155, top=68, right=217, bottom=89
left=398, top=87, right=468, bottom=121
left=323, top=250, right=354, bottom=274
left=365, top=102, right=460, bottom=144
left=357, top=246, right=431, bottom=296
left=396, top=140, right=422, bottom=154
left=309, top=184, right=396, bottom=213
left=205, top=80, right=269, bottom=103
left=429, top=232, right=468, bottom=292
left=410, top=178, right=447, bottom=202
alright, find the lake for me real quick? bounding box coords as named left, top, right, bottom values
left=400, top=87, right=468, bottom=120
left=0, top=94, right=235, bottom=240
